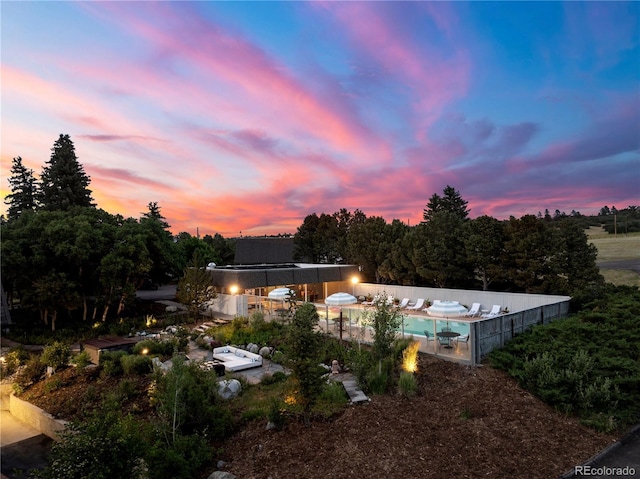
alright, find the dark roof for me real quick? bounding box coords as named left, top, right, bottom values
left=208, top=264, right=359, bottom=290
left=82, top=336, right=139, bottom=350
left=234, top=237, right=295, bottom=264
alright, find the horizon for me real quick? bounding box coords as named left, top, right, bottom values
left=2, top=2, right=638, bottom=237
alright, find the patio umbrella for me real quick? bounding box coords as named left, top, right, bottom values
left=325, top=292, right=357, bottom=341
left=268, top=287, right=292, bottom=300
left=426, top=300, right=468, bottom=318
left=268, top=288, right=292, bottom=318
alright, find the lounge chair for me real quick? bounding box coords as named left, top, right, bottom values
left=454, top=334, right=470, bottom=349
left=464, top=303, right=481, bottom=317
left=397, top=298, right=410, bottom=308
left=481, top=305, right=501, bottom=318
left=406, top=298, right=425, bottom=310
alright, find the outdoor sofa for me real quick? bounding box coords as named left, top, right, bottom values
left=212, top=346, right=263, bottom=372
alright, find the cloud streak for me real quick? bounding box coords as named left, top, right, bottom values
left=1, top=2, right=638, bottom=236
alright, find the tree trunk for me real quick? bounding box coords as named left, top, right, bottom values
left=117, top=294, right=126, bottom=316
left=102, top=305, right=109, bottom=322
left=51, top=310, right=57, bottom=332
left=82, top=297, right=88, bottom=321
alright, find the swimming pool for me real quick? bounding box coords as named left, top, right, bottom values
left=400, top=315, right=469, bottom=337
left=336, top=308, right=470, bottom=337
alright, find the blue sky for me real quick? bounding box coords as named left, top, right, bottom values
left=2, top=1, right=638, bottom=236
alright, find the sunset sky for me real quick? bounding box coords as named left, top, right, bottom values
left=2, top=1, right=638, bottom=237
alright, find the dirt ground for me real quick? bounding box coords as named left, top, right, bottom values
left=18, top=353, right=617, bottom=479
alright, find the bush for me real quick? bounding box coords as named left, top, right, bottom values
left=71, top=350, right=91, bottom=370
left=121, top=354, right=152, bottom=376
left=267, top=397, right=286, bottom=430
left=261, top=370, right=288, bottom=386
left=398, top=371, right=417, bottom=397
left=41, top=341, right=71, bottom=372
left=14, top=355, right=45, bottom=391
left=367, top=369, right=389, bottom=395
left=489, top=286, right=640, bottom=432
left=100, top=351, right=127, bottom=377
left=0, top=349, right=26, bottom=379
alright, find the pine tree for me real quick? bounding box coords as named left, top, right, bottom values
left=423, top=185, right=469, bottom=222
left=39, top=134, right=94, bottom=211
left=4, top=156, right=38, bottom=220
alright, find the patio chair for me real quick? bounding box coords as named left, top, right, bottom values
left=481, top=305, right=501, bottom=318
left=423, top=330, right=435, bottom=342
left=398, top=298, right=410, bottom=308
left=406, top=298, right=425, bottom=310
left=454, top=334, right=470, bottom=349
left=464, top=303, right=481, bottom=317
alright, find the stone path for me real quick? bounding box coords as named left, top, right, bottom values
left=333, top=373, right=370, bottom=404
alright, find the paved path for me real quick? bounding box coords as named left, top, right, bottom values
left=0, top=410, right=52, bottom=478
left=560, top=425, right=640, bottom=478
left=597, top=259, right=640, bottom=274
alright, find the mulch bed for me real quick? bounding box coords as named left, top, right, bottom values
left=17, top=354, right=615, bottom=479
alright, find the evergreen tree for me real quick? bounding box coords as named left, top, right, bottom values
left=284, top=302, right=325, bottom=425
left=423, top=185, right=469, bottom=222
left=140, top=202, right=178, bottom=283
left=4, top=156, right=38, bottom=220
left=39, top=134, right=93, bottom=211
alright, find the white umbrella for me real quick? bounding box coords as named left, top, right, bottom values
left=325, top=292, right=357, bottom=340
left=268, top=288, right=293, bottom=319
left=268, top=287, right=292, bottom=300
left=426, top=300, right=468, bottom=318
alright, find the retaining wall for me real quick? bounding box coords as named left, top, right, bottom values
left=8, top=392, right=67, bottom=441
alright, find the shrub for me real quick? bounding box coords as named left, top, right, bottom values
left=261, top=370, right=288, bottom=386
left=121, top=354, right=152, bottom=376
left=14, top=355, right=45, bottom=391
left=398, top=371, right=417, bottom=397
left=41, top=341, right=71, bottom=372
left=267, top=397, right=285, bottom=430
left=0, top=349, right=25, bottom=378
left=100, top=351, right=127, bottom=377
left=367, top=370, right=389, bottom=395
left=44, top=377, right=63, bottom=393
left=71, top=350, right=91, bottom=370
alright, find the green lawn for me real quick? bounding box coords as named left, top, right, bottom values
left=587, top=226, right=640, bottom=262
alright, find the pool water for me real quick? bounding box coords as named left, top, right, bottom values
left=400, top=315, right=469, bottom=337
left=338, top=308, right=469, bottom=337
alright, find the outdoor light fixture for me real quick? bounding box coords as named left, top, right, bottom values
left=229, top=285, right=239, bottom=295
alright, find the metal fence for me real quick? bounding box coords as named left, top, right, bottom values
left=471, top=300, right=571, bottom=364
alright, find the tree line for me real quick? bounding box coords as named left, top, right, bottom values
left=2, top=135, right=233, bottom=330
left=1, top=134, right=631, bottom=330
left=292, top=186, right=605, bottom=296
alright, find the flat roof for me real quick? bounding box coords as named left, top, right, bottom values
left=207, top=263, right=359, bottom=290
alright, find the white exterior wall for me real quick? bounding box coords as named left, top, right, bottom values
left=353, top=284, right=570, bottom=314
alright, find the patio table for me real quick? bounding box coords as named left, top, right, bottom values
left=437, top=331, right=460, bottom=349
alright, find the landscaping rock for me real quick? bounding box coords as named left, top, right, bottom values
left=207, top=471, right=236, bottom=479
left=259, top=346, right=272, bottom=357
left=218, top=379, right=241, bottom=400
left=248, top=344, right=259, bottom=354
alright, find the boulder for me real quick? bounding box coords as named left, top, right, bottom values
left=218, top=379, right=241, bottom=400
left=207, top=471, right=236, bottom=479
left=248, top=344, right=259, bottom=354
left=259, top=346, right=272, bottom=358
